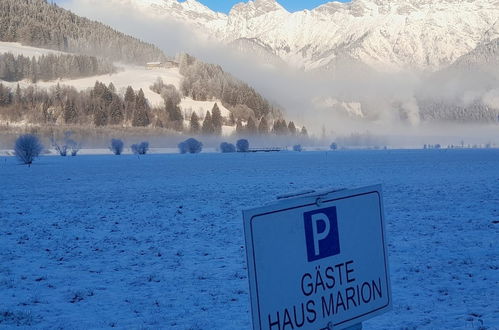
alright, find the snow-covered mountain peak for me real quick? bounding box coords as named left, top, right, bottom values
left=135, top=0, right=499, bottom=73
left=137, top=0, right=226, bottom=26
left=229, top=0, right=288, bottom=18
left=180, top=0, right=215, bottom=15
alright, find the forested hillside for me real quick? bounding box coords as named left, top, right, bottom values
left=178, top=53, right=280, bottom=121
left=0, top=52, right=115, bottom=82
left=0, top=82, right=306, bottom=137
left=0, top=0, right=166, bottom=64
left=0, top=0, right=298, bottom=136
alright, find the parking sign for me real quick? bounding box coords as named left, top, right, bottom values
left=242, top=185, right=391, bottom=330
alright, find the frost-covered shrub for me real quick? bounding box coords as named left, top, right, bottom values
left=220, top=142, right=236, bottom=153
left=131, top=141, right=149, bottom=155
left=178, top=141, right=188, bottom=154
left=330, top=142, right=338, bottom=150
left=293, top=144, right=302, bottom=152
left=14, top=134, right=43, bottom=165
left=55, top=144, right=68, bottom=156
left=51, top=131, right=80, bottom=156
left=67, top=139, right=80, bottom=156
left=110, top=139, right=124, bottom=155
left=178, top=138, right=203, bottom=154
left=236, top=139, right=249, bottom=152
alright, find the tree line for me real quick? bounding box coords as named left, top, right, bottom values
left=418, top=99, right=499, bottom=123
left=0, top=82, right=308, bottom=136
left=0, top=52, right=115, bottom=82
left=0, top=82, right=149, bottom=127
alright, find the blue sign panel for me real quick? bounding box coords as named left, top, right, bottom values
left=304, top=207, right=340, bottom=262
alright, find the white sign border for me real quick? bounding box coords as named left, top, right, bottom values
left=243, top=185, right=392, bottom=330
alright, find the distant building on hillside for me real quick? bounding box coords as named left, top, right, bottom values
left=146, top=62, right=162, bottom=69
left=146, top=60, right=179, bottom=69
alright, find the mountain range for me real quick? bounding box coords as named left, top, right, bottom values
left=132, top=0, right=499, bottom=73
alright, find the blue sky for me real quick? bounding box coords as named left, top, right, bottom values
left=55, top=0, right=350, bottom=13
left=192, top=0, right=350, bottom=13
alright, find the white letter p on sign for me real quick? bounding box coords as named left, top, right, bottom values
left=311, top=213, right=331, bottom=256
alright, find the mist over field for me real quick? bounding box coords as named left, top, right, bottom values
left=60, top=0, right=499, bottom=146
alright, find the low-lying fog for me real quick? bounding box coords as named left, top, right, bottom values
left=59, top=0, right=499, bottom=147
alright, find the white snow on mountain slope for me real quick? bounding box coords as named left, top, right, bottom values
left=0, top=42, right=64, bottom=58
left=136, top=0, right=227, bottom=30
left=180, top=98, right=231, bottom=118
left=0, top=63, right=182, bottom=107
left=132, top=0, right=499, bottom=72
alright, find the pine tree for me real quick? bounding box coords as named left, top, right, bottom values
left=301, top=126, right=308, bottom=137
left=202, top=111, right=214, bottom=135
left=124, top=86, right=136, bottom=104
left=211, top=103, right=223, bottom=135
left=162, top=85, right=183, bottom=131
left=63, top=99, right=77, bottom=124
left=14, top=84, right=22, bottom=105
left=124, top=86, right=136, bottom=122
left=101, top=85, right=113, bottom=107
left=246, top=117, right=257, bottom=135
left=108, top=97, right=124, bottom=125
left=30, top=56, right=38, bottom=83
left=0, top=83, right=12, bottom=106
left=165, top=100, right=183, bottom=131
left=273, top=120, right=285, bottom=135
left=280, top=120, right=289, bottom=135
left=132, top=89, right=150, bottom=127
left=258, top=117, right=269, bottom=134
left=190, top=112, right=200, bottom=134
left=93, top=103, right=108, bottom=126
left=170, top=106, right=184, bottom=131
left=288, top=121, right=297, bottom=135
left=54, top=83, right=63, bottom=106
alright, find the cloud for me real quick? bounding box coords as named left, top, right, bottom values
left=61, top=0, right=499, bottom=145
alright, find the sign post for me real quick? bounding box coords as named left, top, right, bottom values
left=243, top=185, right=391, bottom=330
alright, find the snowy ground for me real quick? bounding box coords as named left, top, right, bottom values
left=0, top=150, right=498, bottom=329
left=0, top=42, right=63, bottom=58
left=1, top=64, right=182, bottom=107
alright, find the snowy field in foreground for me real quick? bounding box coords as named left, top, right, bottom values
left=0, top=150, right=498, bottom=329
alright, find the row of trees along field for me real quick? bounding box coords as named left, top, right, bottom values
left=0, top=82, right=308, bottom=136
left=0, top=82, right=149, bottom=127
left=0, top=52, right=116, bottom=82
left=0, top=0, right=166, bottom=64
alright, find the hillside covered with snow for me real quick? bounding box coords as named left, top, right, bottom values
left=0, top=0, right=296, bottom=136
left=132, top=0, right=499, bottom=73
left=0, top=42, right=236, bottom=133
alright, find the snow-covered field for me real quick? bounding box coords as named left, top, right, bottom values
left=0, top=150, right=498, bottom=329
left=0, top=42, right=63, bottom=58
